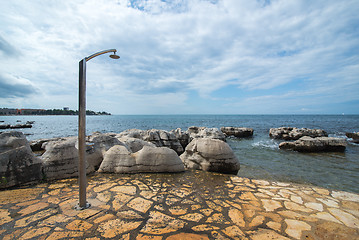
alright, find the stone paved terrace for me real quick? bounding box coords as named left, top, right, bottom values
left=0, top=171, right=358, bottom=240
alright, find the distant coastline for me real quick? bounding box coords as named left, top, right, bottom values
left=0, top=108, right=111, bottom=116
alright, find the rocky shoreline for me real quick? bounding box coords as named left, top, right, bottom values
left=1, top=126, right=359, bottom=239
left=1, top=125, right=358, bottom=190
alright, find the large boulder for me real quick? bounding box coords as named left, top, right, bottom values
left=35, top=132, right=124, bottom=174
left=41, top=137, right=93, bottom=180
left=180, top=138, right=240, bottom=174
left=346, top=132, right=359, bottom=143
left=99, top=145, right=185, bottom=173
left=221, top=127, right=254, bottom=138
left=40, top=132, right=125, bottom=179
left=279, top=136, right=347, bottom=152
left=118, top=129, right=184, bottom=155
left=0, top=131, right=43, bottom=189
left=187, top=126, right=226, bottom=141
left=87, top=132, right=126, bottom=170
left=88, top=132, right=124, bottom=154
left=97, top=145, right=135, bottom=173
left=134, top=146, right=185, bottom=173
left=269, top=127, right=328, bottom=140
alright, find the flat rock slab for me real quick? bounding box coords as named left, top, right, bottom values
left=279, top=136, right=347, bottom=152
left=221, top=127, right=254, bottom=138
left=0, top=171, right=358, bottom=239
left=270, top=127, right=328, bottom=140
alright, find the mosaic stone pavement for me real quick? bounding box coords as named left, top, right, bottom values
left=0, top=171, right=359, bottom=240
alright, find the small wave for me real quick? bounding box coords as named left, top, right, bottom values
left=329, top=133, right=347, bottom=139
left=348, top=141, right=359, bottom=146
left=252, top=139, right=279, bottom=150
left=330, top=133, right=359, bottom=145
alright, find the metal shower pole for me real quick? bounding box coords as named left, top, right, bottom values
left=76, top=49, right=119, bottom=210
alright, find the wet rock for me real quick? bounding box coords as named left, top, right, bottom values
left=279, top=136, right=346, bottom=152
left=99, top=145, right=185, bottom=173
left=346, top=132, right=359, bottom=143
left=220, top=127, right=254, bottom=138
left=0, top=131, right=43, bottom=189
left=0, top=124, right=11, bottom=129
left=118, top=129, right=184, bottom=155
left=10, top=124, right=32, bottom=129
left=269, top=127, right=328, bottom=140
left=180, top=138, right=240, bottom=174
left=187, top=126, right=226, bottom=142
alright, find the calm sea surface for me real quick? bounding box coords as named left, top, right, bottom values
left=1, top=114, right=359, bottom=193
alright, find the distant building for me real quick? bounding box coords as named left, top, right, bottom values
left=0, top=107, right=109, bottom=115
left=0, top=108, right=17, bottom=115
left=0, top=108, right=47, bottom=115
left=17, top=109, right=46, bottom=115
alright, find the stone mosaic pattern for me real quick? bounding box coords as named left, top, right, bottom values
left=0, top=171, right=358, bottom=239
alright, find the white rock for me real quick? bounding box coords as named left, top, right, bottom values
left=98, top=145, right=135, bottom=173
left=134, top=146, right=185, bottom=172
left=187, top=126, right=226, bottom=141
left=180, top=138, right=240, bottom=174
left=99, top=145, right=185, bottom=173
left=87, top=132, right=126, bottom=170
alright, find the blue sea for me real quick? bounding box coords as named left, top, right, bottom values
left=1, top=114, right=359, bottom=193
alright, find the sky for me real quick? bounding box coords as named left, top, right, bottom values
left=0, top=0, right=358, bottom=115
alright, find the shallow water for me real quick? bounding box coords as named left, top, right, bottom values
left=1, top=114, right=358, bottom=193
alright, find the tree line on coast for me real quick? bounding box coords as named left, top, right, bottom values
left=0, top=108, right=111, bottom=116
left=39, top=109, right=111, bottom=116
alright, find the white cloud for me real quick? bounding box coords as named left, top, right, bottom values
left=0, top=0, right=358, bottom=113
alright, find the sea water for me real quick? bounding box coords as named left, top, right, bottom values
left=1, top=114, right=359, bottom=193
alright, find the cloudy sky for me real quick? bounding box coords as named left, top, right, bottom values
left=1, top=0, right=358, bottom=114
